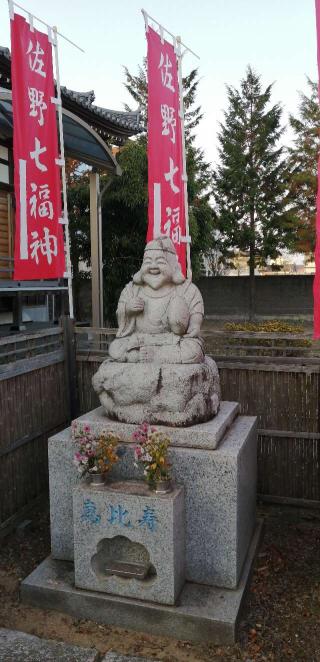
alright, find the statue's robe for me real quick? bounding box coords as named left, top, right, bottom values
left=109, top=280, right=204, bottom=364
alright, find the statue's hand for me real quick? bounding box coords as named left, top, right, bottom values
left=127, top=297, right=145, bottom=315
left=185, top=327, right=200, bottom=338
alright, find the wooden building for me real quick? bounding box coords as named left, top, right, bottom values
left=0, top=45, right=142, bottom=330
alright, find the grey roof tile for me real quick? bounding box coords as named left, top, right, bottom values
left=0, top=46, right=143, bottom=134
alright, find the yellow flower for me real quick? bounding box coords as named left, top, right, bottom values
left=151, top=463, right=157, bottom=470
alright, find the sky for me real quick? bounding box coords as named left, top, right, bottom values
left=0, top=0, right=318, bottom=165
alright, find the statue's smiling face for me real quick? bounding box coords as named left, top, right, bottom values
left=141, top=249, right=174, bottom=290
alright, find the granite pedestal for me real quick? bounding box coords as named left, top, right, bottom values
left=73, top=480, right=185, bottom=605
left=49, top=402, right=256, bottom=589
left=21, top=520, right=263, bottom=645
left=22, top=399, right=260, bottom=644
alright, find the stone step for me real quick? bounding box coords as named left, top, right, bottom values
left=0, top=628, right=98, bottom=662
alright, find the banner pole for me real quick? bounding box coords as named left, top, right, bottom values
left=9, top=0, right=84, bottom=52
left=141, top=8, right=199, bottom=59
left=176, top=36, right=192, bottom=280
left=52, top=26, right=74, bottom=319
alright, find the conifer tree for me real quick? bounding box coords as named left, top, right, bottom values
left=287, top=78, right=320, bottom=255
left=212, top=66, right=295, bottom=317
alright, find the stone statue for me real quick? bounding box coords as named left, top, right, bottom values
left=93, top=237, right=220, bottom=426
left=108, top=236, right=204, bottom=365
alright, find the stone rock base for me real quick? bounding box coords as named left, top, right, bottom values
left=92, top=355, right=220, bottom=426
left=20, top=520, right=263, bottom=645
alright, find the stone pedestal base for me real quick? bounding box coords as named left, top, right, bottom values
left=73, top=480, right=185, bottom=605
left=49, top=402, right=257, bottom=589
left=92, top=355, right=220, bottom=426
left=21, top=520, right=263, bottom=645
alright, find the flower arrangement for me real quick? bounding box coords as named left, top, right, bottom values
left=133, top=422, right=171, bottom=486
left=72, top=422, right=119, bottom=477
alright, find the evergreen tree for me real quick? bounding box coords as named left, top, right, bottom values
left=102, top=139, right=148, bottom=323
left=287, top=78, right=320, bottom=255
left=66, top=160, right=90, bottom=319
left=212, top=66, right=295, bottom=317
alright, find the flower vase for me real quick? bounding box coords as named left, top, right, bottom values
left=154, top=478, right=172, bottom=495
left=89, top=472, right=106, bottom=487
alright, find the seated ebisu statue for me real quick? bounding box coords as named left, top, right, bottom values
left=93, top=236, right=221, bottom=426
left=108, top=236, right=204, bottom=365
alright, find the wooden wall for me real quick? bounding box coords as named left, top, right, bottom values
left=0, top=329, right=69, bottom=532
left=218, top=360, right=320, bottom=504
left=0, top=191, right=12, bottom=279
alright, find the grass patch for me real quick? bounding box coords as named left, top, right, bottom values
left=224, top=320, right=305, bottom=334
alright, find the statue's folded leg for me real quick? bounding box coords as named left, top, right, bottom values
left=138, top=339, right=204, bottom=364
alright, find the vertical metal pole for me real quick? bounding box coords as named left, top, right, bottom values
left=90, top=171, right=103, bottom=328
left=176, top=35, right=192, bottom=280
left=52, top=26, right=74, bottom=319
left=97, top=179, right=104, bottom=326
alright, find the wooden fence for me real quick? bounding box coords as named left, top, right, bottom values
left=1, top=323, right=319, bottom=534
left=0, top=326, right=70, bottom=533
left=75, top=327, right=320, bottom=507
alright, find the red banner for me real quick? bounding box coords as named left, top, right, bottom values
left=314, top=0, right=320, bottom=336
left=11, top=13, right=65, bottom=280
left=146, top=26, right=187, bottom=276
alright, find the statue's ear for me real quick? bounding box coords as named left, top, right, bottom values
left=172, top=266, right=185, bottom=285
left=133, top=270, right=143, bottom=284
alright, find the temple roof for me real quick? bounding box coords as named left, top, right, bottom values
left=0, top=46, right=144, bottom=144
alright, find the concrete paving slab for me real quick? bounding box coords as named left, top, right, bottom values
left=20, top=520, right=263, bottom=645
left=0, top=628, right=98, bottom=661
left=102, top=653, right=159, bottom=662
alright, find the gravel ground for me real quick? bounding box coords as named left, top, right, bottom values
left=0, top=501, right=319, bottom=661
